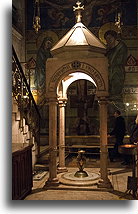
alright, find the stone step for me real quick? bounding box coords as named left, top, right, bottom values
left=34, top=164, right=49, bottom=171
left=39, top=145, right=49, bottom=157
left=37, top=153, right=49, bottom=164
left=15, top=111, right=21, bottom=121
left=12, top=100, right=18, bottom=113
left=39, top=134, right=49, bottom=146
left=36, top=153, right=59, bottom=167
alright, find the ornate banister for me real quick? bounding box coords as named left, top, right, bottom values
left=12, top=45, right=41, bottom=155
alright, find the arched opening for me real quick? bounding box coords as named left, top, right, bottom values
left=64, top=79, right=101, bottom=169
left=65, top=79, right=98, bottom=136
left=57, top=71, right=99, bottom=136
left=57, top=71, right=97, bottom=99
left=56, top=72, right=100, bottom=168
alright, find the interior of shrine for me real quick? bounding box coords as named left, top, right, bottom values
left=12, top=0, right=138, bottom=200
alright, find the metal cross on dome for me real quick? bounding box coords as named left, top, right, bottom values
left=73, top=1, right=84, bottom=23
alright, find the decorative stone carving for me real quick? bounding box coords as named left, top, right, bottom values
left=49, top=61, right=105, bottom=92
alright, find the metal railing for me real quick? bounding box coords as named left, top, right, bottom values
left=12, top=46, right=41, bottom=155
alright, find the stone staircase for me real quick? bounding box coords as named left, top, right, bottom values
left=12, top=96, right=38, bottom=168
left=12, top=96, right=51, bottom=173
left=12, top=97, right=32, bottom=145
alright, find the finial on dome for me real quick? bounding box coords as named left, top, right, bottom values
left=73, top=1, right=84, bottom=23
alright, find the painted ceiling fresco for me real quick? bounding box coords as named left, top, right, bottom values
left=27, top=0, right=137, bottom=30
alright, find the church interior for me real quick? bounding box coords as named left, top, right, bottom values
left=12, top=0, right=138, bottom=200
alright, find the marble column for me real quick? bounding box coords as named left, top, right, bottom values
left=98, top=97, right=112, bottom=188
left=45, top=98, right=59, bottom=186
left=58, top=99, right=68, bottom=173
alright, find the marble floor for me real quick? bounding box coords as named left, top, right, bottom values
left=25, top=160, right=137, bottom=200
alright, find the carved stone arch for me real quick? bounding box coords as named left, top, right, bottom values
left=48, top=61, right=106, bottom=93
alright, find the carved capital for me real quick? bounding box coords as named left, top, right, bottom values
left=58, top=98, right=67, bottom=107
left=98, top=96, right=108, bottom=105
left=48, top=97, right=58, bottom=105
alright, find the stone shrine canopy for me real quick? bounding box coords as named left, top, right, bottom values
left=51, top=22, right=105, bottom=53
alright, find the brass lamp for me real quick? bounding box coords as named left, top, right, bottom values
left=33, top=0, right=41, bottom=33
